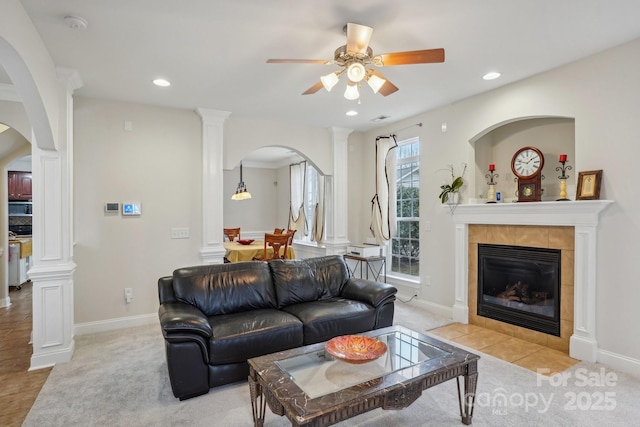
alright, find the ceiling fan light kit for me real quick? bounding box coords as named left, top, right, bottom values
left=267, top=22, right=445, bottom=99
left=344, top=82, right=360, bottom=100
left=366, top=72, right=386, bottom=94
left=320, top=71, right=341, bottom=91
left=346, top=62, right=366, bottom=82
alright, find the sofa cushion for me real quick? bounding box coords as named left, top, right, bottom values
left=270, top=255, right=350, bottom=308
left=304, top=255, right=350, bottom=298
left=282, top=298, right=376, bottom=345
left=172, top=262, right=277, bottom=316
left=208, top=308, right=303, bottom=365
left=269, top=259, right=322, bottom=308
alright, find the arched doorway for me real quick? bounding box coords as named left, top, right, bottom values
left=1, top=4, right=79, bottom=369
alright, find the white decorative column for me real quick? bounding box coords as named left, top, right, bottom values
left=570, top=225, right=599, bottom=362
left=196, top=108, right=231, bottom=264
left=452, top=223, right=469, bottom=323
left=323, top=127, right=352, bottom=255
left=28, top=68, right=82, bottom=369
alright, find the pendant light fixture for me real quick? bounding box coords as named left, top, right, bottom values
left=231, top=162, right=252, bottom=200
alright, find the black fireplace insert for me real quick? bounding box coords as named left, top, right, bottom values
left=477, top=243, right=561, bottom=336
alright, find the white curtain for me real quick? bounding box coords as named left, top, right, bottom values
left=288, top=161, right=308, bottom=235
left=311, top=174, right=325, bottom=243
left=370, top=135, right=398, bottom=244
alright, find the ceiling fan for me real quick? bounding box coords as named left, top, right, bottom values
left=266, top=23, right=445, bottom=99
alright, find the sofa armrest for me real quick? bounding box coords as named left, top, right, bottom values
left=159, top=302, right=213, bottom=339
left=341, top=278, right=397, bottom=307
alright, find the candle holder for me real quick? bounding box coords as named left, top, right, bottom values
left=485, top=169, right=499, bottom=203
left=556, top=160, right=572, bottom=201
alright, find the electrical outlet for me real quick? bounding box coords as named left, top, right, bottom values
left=171, top=227, right=190, bottom=239
left=124, top=288, right=133, bottom=303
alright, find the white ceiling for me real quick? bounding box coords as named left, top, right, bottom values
left=8, top=1, right=640, bottom=137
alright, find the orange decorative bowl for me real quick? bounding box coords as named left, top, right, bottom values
left=325, top=335, right=387, bottom=364
left=237, top=239, right=254, bottom=245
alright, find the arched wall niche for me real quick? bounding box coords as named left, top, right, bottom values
left=470, top=116, right=576, bottom=203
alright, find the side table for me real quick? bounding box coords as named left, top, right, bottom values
left=343, top=254, right=387, bottom=283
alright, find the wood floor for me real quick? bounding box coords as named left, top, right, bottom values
left=0, top=282, right=51, bottom=427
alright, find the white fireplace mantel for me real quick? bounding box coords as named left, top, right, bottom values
left=451, top=200, right=613, bottom=363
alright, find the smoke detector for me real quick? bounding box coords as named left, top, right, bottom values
left=64, top=15, right=88, bottom=30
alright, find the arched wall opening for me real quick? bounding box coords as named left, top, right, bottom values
left=1, top=5, right=77, bottom=369
left=223, top=145, right=327, bottom=240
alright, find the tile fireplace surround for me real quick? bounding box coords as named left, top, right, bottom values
left=451, top=200, right=613, bottom=363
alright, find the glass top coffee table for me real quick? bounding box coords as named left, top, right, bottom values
left=248, top=325, right=479, bottom=427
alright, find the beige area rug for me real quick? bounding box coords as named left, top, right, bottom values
left=24, top=300, right=640, bottom=426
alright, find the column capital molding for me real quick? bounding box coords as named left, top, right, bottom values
left=196, top=108, right=231, bottom=124
left=56, top=67, right=83, bottom=92
left=329, top=127, right=353, bottom=142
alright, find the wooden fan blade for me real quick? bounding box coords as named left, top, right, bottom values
left=370, top=70, right=399, bottom=96
left=378, top=48, right=445, bottom=66
left=267, top=59, right=331, bottom=64
left=302, top=81, right=324, bottom=95
left=346, top=23, right=373, bottom=54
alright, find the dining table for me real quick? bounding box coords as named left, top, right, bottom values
left=223, top=240, right=295, bottom=263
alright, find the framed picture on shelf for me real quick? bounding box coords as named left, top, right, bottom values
left=576, top=170, right=603, bottom=200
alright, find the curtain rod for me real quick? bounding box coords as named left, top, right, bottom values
left=376, top=122, right=422, bottom=139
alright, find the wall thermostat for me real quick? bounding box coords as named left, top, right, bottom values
left=122, top=202, right=141, bottom=216
left=104, top=203, right=119, bottom=213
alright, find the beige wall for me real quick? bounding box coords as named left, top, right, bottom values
left=73, top=97, right=203, bottom=323
left=349, top=37, right=640, bottom=365
left=28, top=33, right=640, bottom=370
left=73, top=98, right=335, bottom=325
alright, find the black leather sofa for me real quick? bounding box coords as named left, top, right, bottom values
left=158, top=255, right=397, bottom=400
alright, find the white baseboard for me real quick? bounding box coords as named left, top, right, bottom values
left=597, top=348, right=640, bottom=376
left=74, top=313, right=159, bottom=336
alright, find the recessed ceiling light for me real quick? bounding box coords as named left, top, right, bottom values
left=346, top=110, right=358, bottom=116
left=482, top=72, right=501, bottom=81
left=153, top=78, right=171, bottom=87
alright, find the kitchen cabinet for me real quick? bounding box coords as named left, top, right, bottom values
left=8, top=171, right=32, bottom=201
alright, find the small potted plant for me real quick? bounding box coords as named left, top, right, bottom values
left=439, top=163, right=467, bottom=204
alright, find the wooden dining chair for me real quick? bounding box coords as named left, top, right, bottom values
left=274, top=228, right=284, bottom=234
left=255, top=233, right=289, bottom=261
left=223, top=227, right=241, bottom=242
left=286, top=229, right=296, bottom=245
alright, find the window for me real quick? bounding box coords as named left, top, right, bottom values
left=390, top=138, right=419, bottom=277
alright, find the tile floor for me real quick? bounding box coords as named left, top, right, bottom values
left=430, top=322, right=579, bottom=375
left=0, top=282, right=51, bottom=427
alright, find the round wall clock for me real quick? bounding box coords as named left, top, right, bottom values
left=511, top=146, right=544, bottom=178
left=511, top=146, right=544, bottom=202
